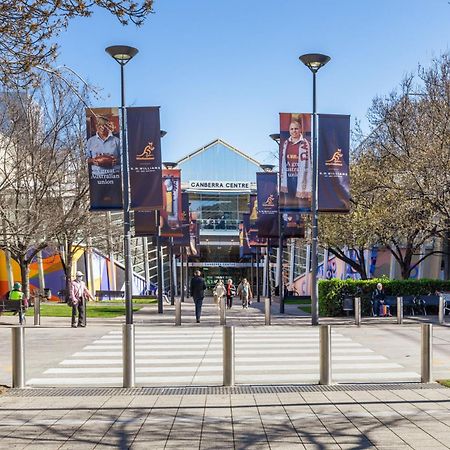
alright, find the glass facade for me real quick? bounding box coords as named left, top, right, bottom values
left=178, top=141, right=260, bottom=183
left=189, top=192, right=249, bottom=230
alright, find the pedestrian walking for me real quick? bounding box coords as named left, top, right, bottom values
left=213, top=279, right=226, bottom=309
left=190, top=270, right=206, bottom=323
left=69, top=271, right=94, bottom=328
left=225, top=278, right=236, bottom=309
left=237, top=278, right=253, bottom=309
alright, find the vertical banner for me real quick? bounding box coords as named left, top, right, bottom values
left=282, top=213, right=305, bottom=238
left=256, top=172, right=279, bottom=238
left=134, top=210, right=157, bottom=237
left=86, top=108, right=122, bottom=210
left=173, top=192, right=190, bottom=248
left=239, top=214, right=252, bottom=257
left=160, top=169, right=183, bottom=237
left=318, top=114, right=351, bottom=212
left=279, top=113, right=312, bottom=212
left=249, top=194, right=258, bottom=222
left=187, top=220, right=200, bottom=257
left=126, top=107, right=163, bottom=210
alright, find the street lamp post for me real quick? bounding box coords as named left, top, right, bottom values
left=105, top=44, right=138, bottom=388
left=269, top=134, right=284, bottom=313
left=299, top=53, right=330, bottom=326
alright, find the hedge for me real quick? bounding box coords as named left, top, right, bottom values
left=318, top=278, right=450, bottom=317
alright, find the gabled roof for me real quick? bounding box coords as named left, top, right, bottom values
left=176, top=138, right=262, bottom=168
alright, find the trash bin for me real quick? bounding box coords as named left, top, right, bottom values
left=343, top=296, right=354, bottom=316
left=43, top=288, right=51, bottom=299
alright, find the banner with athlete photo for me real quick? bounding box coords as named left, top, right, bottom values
left=127, top=107, right=163, bottom=210
left=160, top=169, right=183, bottom=237
left=279, top=113, right=312, bottom=212
left=318, top=114, right=351, bottom=213
left=134, top=210, right=157, bottom=237
left=256, top=172, right=279, bottom=238
left=249, top=194, right=258, bottom=223
left=86, top=107, right=122, bottom=210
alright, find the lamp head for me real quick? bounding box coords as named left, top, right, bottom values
left=160, top=130, right=167, bottom=138
left=163, top=162, right=177, bottom=169
left=260, top=164, right=275, bottom=172
left=105, top=45, right=139, bottom=65
left=299, top=53, right=331, bottom=73
left=269, top=133, right=281, bottom=144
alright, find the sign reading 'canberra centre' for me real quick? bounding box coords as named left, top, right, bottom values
left=186, top=181, right=256, bottom=191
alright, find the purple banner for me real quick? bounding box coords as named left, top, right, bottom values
left=282, top=213, right=305, bottom=238
left=256, top=172, right=279, bottom=238
left=173, top=192, right=190, bottom=248
left=127, top=107, right=163, bottom=210
left=318, top=114, right=351, bottom=212
left=86, top=108, right=122, bottom=210
left=279, top=113, right=312, bottom=212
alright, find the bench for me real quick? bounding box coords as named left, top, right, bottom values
left=0, top=299, right=27, bottom=324
left=95, top=290, right=125, bottom=301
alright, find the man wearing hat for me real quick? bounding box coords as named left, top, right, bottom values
left=70, top=271, right=94, bottom=328
left=9, top=282, right=26, bottom=325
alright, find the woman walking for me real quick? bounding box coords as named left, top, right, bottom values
left=237, top=278, right=253, bottom=309
left=225, top=279, right=236, bottom=309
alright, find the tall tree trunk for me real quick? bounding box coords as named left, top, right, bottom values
left=19, top=258, right=30, bottom=299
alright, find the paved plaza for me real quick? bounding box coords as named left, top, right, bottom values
left=1, top=298, right=449, bottom=448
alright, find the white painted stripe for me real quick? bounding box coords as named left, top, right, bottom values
left=83, top=341, right=357, bottom=350
left=45, top=362, right=403, bottom=375
left=27, top=371, right=420, bottom=386
left=73, top=347, right=374, bottom=357
left=59, top=355, right=387, bottom=365
left=94, top=337, right=352, bottom=343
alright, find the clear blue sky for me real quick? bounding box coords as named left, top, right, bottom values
left=56, top=0, right=450, bottom=164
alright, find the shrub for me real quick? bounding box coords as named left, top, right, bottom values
left=318, top=278, right=450, bottom=317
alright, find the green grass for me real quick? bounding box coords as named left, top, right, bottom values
left=285, top=298, right=312, bottom=305
left=298, top=305, right=311, bottom=313
left=3, top=303, right=142, bottom=318
left=438, top=380, right=450, bottom=388
left=105, top=298, right=157, bottom=305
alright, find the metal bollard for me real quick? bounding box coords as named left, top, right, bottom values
left=123, top=324, right=135, bottom=388
left=319, top=325, right=332, bottom=385
left=397, top=296, right=403, bottom=325
left=220, top=297, right=226, bottom=326
left=34, top=296, right=40, bottom=326
left=354, top=297, right=361, bottom=326
left=12, top=327, right=25, bottom=388
left=223, top=326, right=235, bottom=387
left=265, top=297, right=271, bottom=325
left=438, top=296, right=444, bottom=325
left=175, top=297, right=181, bottom=326
left=421, top=324, right=433, bottom=383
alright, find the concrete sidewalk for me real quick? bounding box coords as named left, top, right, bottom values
left=1, top=384, right=450, bottom=449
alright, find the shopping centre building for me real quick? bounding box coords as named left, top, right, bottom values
left=0, top=138, right=445, bottom=299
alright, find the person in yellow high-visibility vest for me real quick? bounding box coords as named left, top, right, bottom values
left=9, top=282, right=25, bottom=325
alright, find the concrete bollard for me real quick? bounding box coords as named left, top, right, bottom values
left=123, top=324, right=135, bottom=388
left=421, top=324, right=433, bottom=383
left=319, top=325, right=332, bottom=385
left=220, top=297, right=226, bottom=326
left=175, top=297, right=181, bottom=326
left=438, top=296, right=445, bottom=325
left=34, top=296, right=41, bottom=326
left=265, top=297, right=271, bottom=326
left=354, top=297, right=361, bottom=327
left=397, top=297, right=403, bottom=325
left=12, top=327, right=25, bottom=388
left=223, top=326, right=235, bottom=387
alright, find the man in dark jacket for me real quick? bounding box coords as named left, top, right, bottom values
left=190, top=270, right=206, bottom=323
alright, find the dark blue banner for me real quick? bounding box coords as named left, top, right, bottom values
left=173, top=192, right=190, bottom=248
left=134, top=210, right=157, bottom=237
left=282, top=213, right=305, bottom=238
left=256, top=172, right=279, bottom=238
left=318, top=114, right=350, bottom=213
left=127, top=107, right=163, bottom=210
